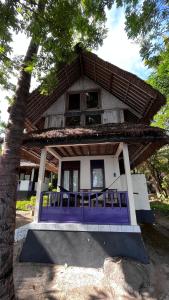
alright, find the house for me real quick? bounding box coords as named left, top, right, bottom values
left=19, top=51, right=169, bottom=265
left=17, top=160, right=54, bottom=200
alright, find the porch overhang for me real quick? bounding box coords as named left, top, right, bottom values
left=22, top=123, right=169, bottom=168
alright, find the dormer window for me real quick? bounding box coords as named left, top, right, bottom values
left=86, top=114, right=101, bottom=125
left=65, top=90, right=102, bottom=127
left=68, top=93, right=80, bottom=111
left=85, top=91, right=99, bottom=109
left=66, top=116, right=80, bottom=127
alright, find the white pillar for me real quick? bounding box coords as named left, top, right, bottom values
left=34, top=148, right=47, bottom=222
left=123, top=143, right=137, bottom=225
left=57, top=159, right=61, bottom=187
left=31, top=168, right=35, bottom=182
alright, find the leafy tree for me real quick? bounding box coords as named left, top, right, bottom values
left=149, top=44, right=169, bottom=129
left=122, top=0, right=169, bottom=197
left=138, top=146, right=169, bottom=198
left=121, top=0, right=169, bottom=67
left=137, top=48, right=169, bottom=198
left=0, top=1, right=114, bottom=298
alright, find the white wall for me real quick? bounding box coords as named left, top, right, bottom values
left=19, top=180, right=30, bottom=191
left=60, top=155, right=120, bottom=190
left=43, top=76, right=130, bottom=128
left=119, top=174, right=150, bottom=210
left=59, top=156, right=150, bottom=211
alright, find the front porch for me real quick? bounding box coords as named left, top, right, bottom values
left=33, top=140, right=137, bottom=226
left=39, top=190, right=130, bottom=224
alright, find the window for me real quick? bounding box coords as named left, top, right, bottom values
left=61, top=161, right=80, bottom=192
left=91, top=160, right=105, bottom=189
left=68, top=94, right=80, bottom=110
left=119, top=152, right=125, bottom=175
left=65, top=116, right=80, bottom=126
left=85, top=91, right=99, bottom=109
left=66, top=90, right=101, bottom=127
left=86, top=114, right=101, bottom=125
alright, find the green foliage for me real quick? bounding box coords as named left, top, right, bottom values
left=0, top=111, right=6, bottom=135
left=16, top=195, right=50, bottom=210
left=138, top=146, right=169, bottom=197
left=151, top=201, right=169, bottom=216
left=16, top=200, right=32, bottom=211
left=148, top=44, right=169, bottom=129
left=16, top=196, right=36, bottom=211
left=0, top=0, right=114, bottom=94
left=121, top=0, right=169, bottom=66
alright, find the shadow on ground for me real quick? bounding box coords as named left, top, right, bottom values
left=14, top=213, right=169, bottom=299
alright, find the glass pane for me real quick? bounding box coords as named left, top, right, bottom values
left=73, top=170, right=78, bottom=192
left=63, top=170, right=70, bottom=190
left=68, top=94, right=80, bottom=110
left=86, top=92, right=98, bottom=108
left=86, top=114, right=101, bottom=125
left=92, top=168, right=103, bottom=188
left=66, top=116, right=80, bottom=126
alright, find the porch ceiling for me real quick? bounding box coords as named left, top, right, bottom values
left=53, top=142, right=119, bottom=158
left=21, top=147, right=58, bottom=173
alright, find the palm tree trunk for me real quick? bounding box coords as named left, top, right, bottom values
left=0, top=39, right=39, bottom=299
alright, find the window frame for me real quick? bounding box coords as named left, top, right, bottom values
left=65, top=89, right=102, bottom=127
left=66, top=91, right=81, bottom=112
left=90, top=160, right=105, bottom=190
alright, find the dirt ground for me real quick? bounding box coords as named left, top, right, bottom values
left=16, top=210, right=33, bottom=228
left=14, top=211, right=169, bottom=300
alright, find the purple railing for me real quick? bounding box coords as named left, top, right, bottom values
left=39, top=190, right=130, bottom=224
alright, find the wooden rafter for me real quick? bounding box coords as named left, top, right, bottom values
left=25, top=51, right=165, bottom=127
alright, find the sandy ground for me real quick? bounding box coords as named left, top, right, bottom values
left=16, top=210, right=33, bottom=228
left=14, top=211, right=169, bottom=300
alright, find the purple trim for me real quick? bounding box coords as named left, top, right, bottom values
left=39, top=190, right=130, bottom=225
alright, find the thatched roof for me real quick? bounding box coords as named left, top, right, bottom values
left=22, top=123, right=169, bottom=168
left=25, top=51, right=165, bottom=129
left=23, top=123, right=169, bottom=146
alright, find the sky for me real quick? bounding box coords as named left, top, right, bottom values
left=0, top=5, right=150, bottom=124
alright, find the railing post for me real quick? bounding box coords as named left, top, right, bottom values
left=118, top=192, right=121, bottom=208
left=96, top=193, right=98, bottom=207
left=38, top=192, right=43, bottom=222
left=75, top=192, right=77, bottom=207
left=67, top=192, right=70, bottom=207
left=103, top=192, right=106, bottom=208
left=88, top=192, right=91, bottom=207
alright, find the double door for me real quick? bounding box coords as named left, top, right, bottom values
left=61, top=161, right=80, bottom=192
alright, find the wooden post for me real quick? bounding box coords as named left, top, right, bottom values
left=123, top=143, right=137, bottom=225
left=34, top=148, right=47, bottom=222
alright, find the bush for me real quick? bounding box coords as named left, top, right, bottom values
left=150, top=201, right=169, bottom=215
left=16, top=195, right=49, bottom=211
left=16, top=196, right=36, bottom=211
left=16, top=200, right=31, bottom=211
